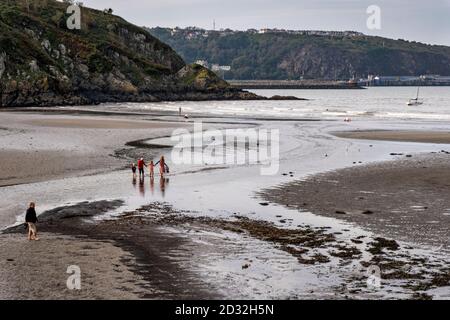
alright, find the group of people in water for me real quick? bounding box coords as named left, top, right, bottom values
left=131, top=155, right=170, bottom=179
left=23, top=156, right=171, bottom=241
left=131, top=155, right=171, bottom=197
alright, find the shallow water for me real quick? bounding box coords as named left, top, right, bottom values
left=72, top=87, right=450, bottom=121
left=1, top=88, right=450, bottom=298
left=2, top=118, right=447, bottom=239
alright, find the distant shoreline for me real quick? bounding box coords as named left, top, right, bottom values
left=229, top=80, right=450, bottom=90
left=229, top=80, right=364, bottom=90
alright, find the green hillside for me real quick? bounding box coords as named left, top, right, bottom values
left=0, top=1, right=253, bottom=107
left=148, top=27, right=450, bottom=80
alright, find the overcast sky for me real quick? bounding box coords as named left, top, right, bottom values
left=81, top=0, right=450, bottom=45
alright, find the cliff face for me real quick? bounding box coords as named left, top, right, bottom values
left=0, top=0, right=257, bottom=107
left=277, top=44, right=450, bottom=79
left=149, top=27, right=450, bottom=80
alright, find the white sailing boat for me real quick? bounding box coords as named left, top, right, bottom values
left=407, top=87, right=424, bottom=106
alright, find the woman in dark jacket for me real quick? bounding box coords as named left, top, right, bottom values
left=25, top=202, right=39, bottom=241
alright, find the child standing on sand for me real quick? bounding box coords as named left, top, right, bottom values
left=25, top=202, right=39, bottom=241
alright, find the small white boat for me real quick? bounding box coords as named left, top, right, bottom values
left=407, top=87, right=424, bottom=106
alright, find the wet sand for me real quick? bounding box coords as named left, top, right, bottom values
left=0, top=201, right=140, bottom=300
left=1, top=109, right=450, bottom=299
left=0, top=233, right=145, bottom=299
left=261, top=153, right=450, bottom=250
left=0, top=112, right=184, bottom=187
left=24, top=118, right=178, bottom=129
left=2, top=200, right=449, bottom=300
left=1, top=201, right=220, bottom=299
left=334, top=130, right=450, bottom=144
left=0, top=150, right=112, bottom=187
left=0, top=201, right=309, bottom=299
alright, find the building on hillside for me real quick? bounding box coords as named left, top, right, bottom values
left=211, top=64, right=231, bottom=80
left=195, top=60, right=209, bottom=68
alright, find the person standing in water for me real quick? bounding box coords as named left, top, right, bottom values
left=25, top=202, right=39, bottom=241
left=137, top=157, right=146, bottom=178
left=155, top=156, right=169, bottom=177
left=131, top=163, right=137, bottom=178
left=148, top=160, right=155, bottom=178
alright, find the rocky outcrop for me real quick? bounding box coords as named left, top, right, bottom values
left=0, top=0, right=263, bottom=107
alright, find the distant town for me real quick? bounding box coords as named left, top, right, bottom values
left=167, top=26, right=364, bottom=40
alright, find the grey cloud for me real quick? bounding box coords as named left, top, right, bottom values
left=81, top=0, right=450, bottom=45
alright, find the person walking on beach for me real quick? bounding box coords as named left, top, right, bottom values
left=137, top=157, right=146, bottom=178
left=131, top=163, right=137, bottom=178
left=148, top=160, right=155, bottom=178
left=25, top=202, right=39, bottom=241
left=155, top=156, right=169, bottom=177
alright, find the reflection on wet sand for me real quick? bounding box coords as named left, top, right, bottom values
left=150, top=177, right=154, bottom=195
left=139, top=176, right=145, bottom=197
left=134, top=175, right=169, bottom=197
left=160, top=177, right=169, bottom=197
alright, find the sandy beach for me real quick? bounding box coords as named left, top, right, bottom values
left=0, top=201, right=221, bottom=299
left=1, top=104, right=450, bottom=300
left=334, top=130, right=450, bottom=144
left=2, top=0, right=450, bottom=305
left=0, top=232, right=145, bottom=300
left=0, top=111, right=184, bottom=187
left=2, top=191, right=449, bottom=300
left=261, top=153, right=450, bottom=249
